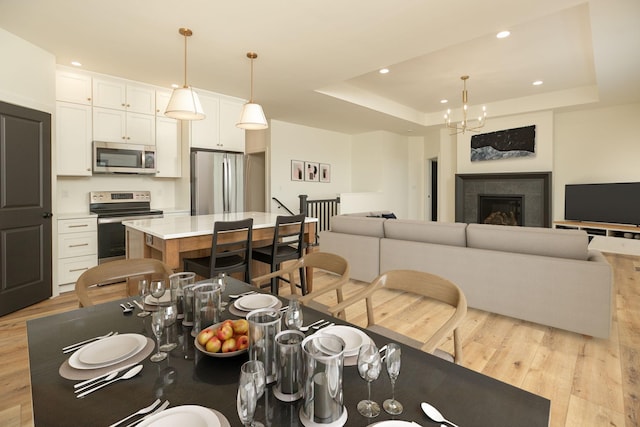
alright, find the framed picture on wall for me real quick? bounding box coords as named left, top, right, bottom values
left=291, top=160, right=304, bottom=181
left=305, top=162, right=319, bottom=181
left=319, top=163, right=331, bottom=183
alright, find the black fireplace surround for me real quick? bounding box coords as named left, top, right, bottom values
left=455, top=172, right=551, bottom=227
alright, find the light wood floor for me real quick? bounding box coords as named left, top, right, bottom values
left=0, top=253, right=637, bottom=427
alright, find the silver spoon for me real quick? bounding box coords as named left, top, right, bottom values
left=421, top=402, right=459, bottom=427
left=120, top=303, right=133, bottom=314
left=77, top=365, right=143, bottom=398
left=299, top=319, right=325, bottom=332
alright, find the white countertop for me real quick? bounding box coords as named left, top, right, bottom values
left=122, top=211, right=317, bottom=239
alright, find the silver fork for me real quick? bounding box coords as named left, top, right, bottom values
left=313, top=321, right=335, bottom=330
left=125, top=400, right=170, bottom=427
left=108, top=398, right=161, bottom=427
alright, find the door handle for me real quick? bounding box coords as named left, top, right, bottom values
left=42, top=212, right=53, bottom=218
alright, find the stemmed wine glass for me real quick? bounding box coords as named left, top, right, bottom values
left=150, top=311, right=167, bottom=362
left=150, top=280, right=165, bottom=306
left=237, top=360, right=266, bottom=427
left=357, top=343, right=382, bottom=418
left=383, top=343, right=403, bottom=415
left=158, top=304, right=178, bottom=352
left=137, top=279, right=151, bottom=317
left=284, top=296, right=303, bottom=330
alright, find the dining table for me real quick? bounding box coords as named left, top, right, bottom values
left=27, top=277, right=550, bottom=427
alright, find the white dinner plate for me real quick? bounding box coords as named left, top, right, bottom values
left=234, top=294, right=278, bottom=311
left=371, top=421, right=421, bottom=426
left=319, top=325, right=368, bottom=357
left=144, top=293, right=171, bottom=306
left=137, top=405, right=221, bottom=427
left=69, top=334, right=147, bottom=370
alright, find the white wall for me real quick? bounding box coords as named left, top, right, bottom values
left=352, top=131, right=410, bottom=218
left=553, top=103, right=640, bottom=220
left=268, top=120, right=351, bottom=213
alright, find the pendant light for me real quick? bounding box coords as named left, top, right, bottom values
left=165, top=28, right=205, bottom=120
left=237, top=52, right=268, bottom=130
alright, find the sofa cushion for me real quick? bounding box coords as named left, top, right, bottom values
left=466, top=223, right=589, bottom=260
left=384, top=220, right=467, bottom=247
left=330, top=215, right=386, bottom=237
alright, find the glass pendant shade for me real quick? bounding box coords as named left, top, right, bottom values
left=237, top=102, right=268, bottom=130
left=165, top=87, right=206, bottom=120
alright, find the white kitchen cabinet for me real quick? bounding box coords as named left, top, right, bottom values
left=219, top=97, right=245, bottom=152
left=56, top=102, right=93, bottom=176
left=93, top=107, right=155, bottom=145
left=155, top=116, right=181, bottom=177
left=57, top=216, right=97, bottom=289
left=93, top=77, right=156, bottom=115
left=155, top=89, right=172, bottom=116
left=190, top=90, right=246, bottom=152
left=190, top=91, right=220, bottom=150
left=56, top=69, right=92, bottom=105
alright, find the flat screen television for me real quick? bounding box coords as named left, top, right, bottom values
left=564, top=182, right=640, bottom=226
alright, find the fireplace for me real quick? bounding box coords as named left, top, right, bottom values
left=455, top=172, right=551, bottom=227
left=478, top=194, right=524, bottom=225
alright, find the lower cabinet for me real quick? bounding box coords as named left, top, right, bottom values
left=57, top=216, right=97, bottom=290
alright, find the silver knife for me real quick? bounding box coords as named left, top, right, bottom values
left=124, top=400, right=170, bottom=427
left=73, top=362, right=138, bottom=389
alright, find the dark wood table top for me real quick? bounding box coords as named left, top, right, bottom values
left=27, top=278, right=550, bottom=427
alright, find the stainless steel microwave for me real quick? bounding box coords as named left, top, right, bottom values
left=93, top=141, right=156, bottom=174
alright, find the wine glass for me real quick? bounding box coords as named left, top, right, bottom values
left=357, top=343, right=381, bottom=418
left=284, top=296, right=303, bottom=330
left=137, top=279, right=151, bottom=317
left=150, top=280, right=165, bottom=305
left=243, top=360, right=266, bottom=399
left=383, top=343, right=403, bottom=415
left=237, top=361, right=265, bottom=427
left=158, top=304, right=178, bottom=352
left=150, top=311, right=167, bottom=362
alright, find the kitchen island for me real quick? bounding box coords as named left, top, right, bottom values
left=123, top=212, right=318, bottom=285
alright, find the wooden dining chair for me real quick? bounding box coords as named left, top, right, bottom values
left=75, top=258, right=174, bottom=308
left=251, top=251, right=350, bottom=317
left=327, top=269, right=467, bottom=364
left=183, top=218, right=253, bottom=282
left=252, top=214, right=306, bottom=295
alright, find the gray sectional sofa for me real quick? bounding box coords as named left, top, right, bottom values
left=319, top=213, right=613, bottom=338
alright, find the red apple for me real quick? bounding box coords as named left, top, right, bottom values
left=221, top=337, right=237, bottom=353
left=197, top=328, right=215, bottom=346
left=236, top=335, right=249, bottom=350
left=216, top=324, right=234, bottom=341
left=205, top=336, right=222, bottom=353
left=232, top=319, right=249, bottom=335
left=221, top=319, right=234, bottom=330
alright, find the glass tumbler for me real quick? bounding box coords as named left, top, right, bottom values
left=169, top=272, right=196, bottom=320
left=192, top=282, right=222, bottom=336
left=247, top=308, right=281, bottom=384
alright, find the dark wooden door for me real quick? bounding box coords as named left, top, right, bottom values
left=0, top=101, right=52, bottom=316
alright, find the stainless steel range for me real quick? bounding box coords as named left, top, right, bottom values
left=90, top=191, right=163, bottom=263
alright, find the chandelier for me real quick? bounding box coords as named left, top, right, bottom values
left=444, top=75, right=486, bottom=134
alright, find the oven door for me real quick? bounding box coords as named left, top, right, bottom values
left=97, top=214, right=163, bottom=263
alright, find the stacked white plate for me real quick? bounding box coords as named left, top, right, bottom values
left=233, top=294, right=279, bottom=312
left=138, top=405, right=223, bottom=427
left=144, top=293, right=171, bottom=306
left=69, top=333, right=147, bottom=370
left=317, top=325, right=370, bottom=357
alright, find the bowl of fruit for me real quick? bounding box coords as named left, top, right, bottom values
left=195, top=319, right=250, bottom=358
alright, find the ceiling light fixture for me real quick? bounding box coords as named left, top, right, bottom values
left=496, top=30, right=511, bottom=39
left=379, top=68, right=390, bottom=74
left=532, top=80, right=543, bottom=86
left=237, top=52, right=268, bottom=130
left=444, top=75, right=487, bottom=135
left=165, top=27, right=205, bottom=121
left=71, top=61, right=82, bottom=67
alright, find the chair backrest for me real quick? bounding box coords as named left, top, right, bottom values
left=75, top=258, right=174, bottom=307
left=210, top=218, right=253, bottom=279
left=328, top=269, right=467, bottom=363
left=272, top=214, right=306, bottom=262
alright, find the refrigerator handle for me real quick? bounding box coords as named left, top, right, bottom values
left=222, top=154, right=230, bottom=213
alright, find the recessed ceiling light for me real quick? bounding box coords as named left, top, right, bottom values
left=532, top=80, right=543, bottom=86
left=379, top=68, right=390, bottom=74
left=496, top=30, right=511, bottom=39
left=171, top=83, right=180, bottom=89
left=440, top=99, right=448, bottom=104
left=71, top=61, right=82, bottom=67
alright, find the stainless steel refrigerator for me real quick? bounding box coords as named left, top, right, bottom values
left=191, top=150, right=245, bottom=215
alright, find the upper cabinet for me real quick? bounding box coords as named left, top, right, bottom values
left=190, top=90, right=245, bottom=152
left=92, top=77, right=156, bottom=115
left=56, top=102, right=92, bottom=176
left=56, top=69, right=92, bottom=105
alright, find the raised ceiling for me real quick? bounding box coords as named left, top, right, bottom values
left=0, top=0, right=638, bottom=135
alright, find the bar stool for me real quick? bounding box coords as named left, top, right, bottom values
left=183, top=218, right=253, bottom=282
left=252, top=214, right=306, bottom=295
